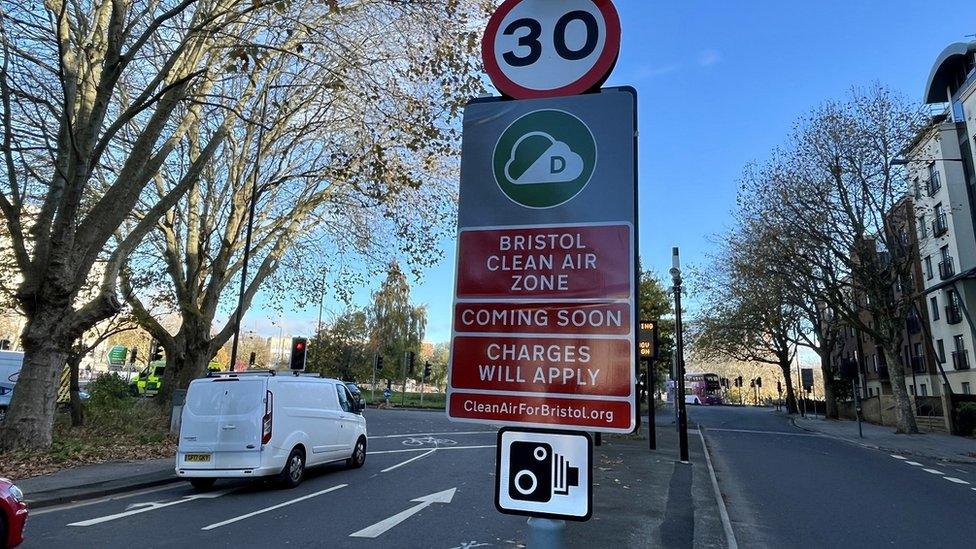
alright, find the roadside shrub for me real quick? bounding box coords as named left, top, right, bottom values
left=956, top=402, right=976, bottom=437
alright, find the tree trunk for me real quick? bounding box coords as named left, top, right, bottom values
left=820, top=352, right=839, bottom=419
left=68, top=352, right=85, bottom=428
left=883, top=346, right=918, bottom=434
left=0, top=326, right=67, bottom=451
left=779, top=361, right=799, bottom=414
left=156, top=336, right=213, bottom=409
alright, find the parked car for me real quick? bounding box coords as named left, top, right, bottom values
left=0, top=477, right=28, bottom=548
left=0, top=383, right=15, bottom=422
left=176, top=371, right=367, bottom=491
left=344, top=382, right=364, bottom=410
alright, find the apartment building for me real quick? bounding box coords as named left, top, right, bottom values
left=828, top=197, right=940, bottom=398
left=905, top=41, right=976, bottom=396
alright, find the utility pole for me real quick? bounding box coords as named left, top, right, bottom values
left=671, top=248, right=689, bottom=463
left=229, top=92, right=269, bottom=373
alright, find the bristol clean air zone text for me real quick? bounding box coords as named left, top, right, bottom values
left=448, top=223, right=635, bottom=432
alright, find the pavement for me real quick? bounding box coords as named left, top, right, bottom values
left=692, top=405, right=976, bottom=547
left=17, top=458, right=177, bottom=508
left=16, top=408, right=730, bottom=549
left=791, top=413, right=976, bottom=463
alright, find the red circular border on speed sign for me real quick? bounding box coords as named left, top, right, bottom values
left=482, top=0, right=621, bottom=100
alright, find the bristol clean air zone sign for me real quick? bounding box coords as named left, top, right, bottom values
left=448, top=87, right=637, bottom=433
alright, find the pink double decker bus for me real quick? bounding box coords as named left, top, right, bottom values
left=684, top=373, right=723, bottom=405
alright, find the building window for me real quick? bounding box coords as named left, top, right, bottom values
left=964, top=382, right=972, bottom=395
left=954, top=334, right=965, bottom=352
left=919, top=214, right=927, bottom=238
left=871, top=354, right=878, bottom=372
left=920, top=384, right=928, bottom=396
left=909, top=384, right=915, bottom=395
left=931, top=296, right=940, bottom=320
left=936, top=339, right=946, bottom=363
left=925, top=256, right=933, bottom=279
left=913, top=179, right=922, bottom=199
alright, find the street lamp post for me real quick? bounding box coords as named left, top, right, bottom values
left=670, top=247, right=689, bottom=463
left=229, top=92, right=271, bottom=373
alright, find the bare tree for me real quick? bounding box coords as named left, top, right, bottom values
left=122, top=0, right=483, bottom=406
left=0, top=0, right=325, bottom=451
left=693, top=227, right=803, bottom=414
left=739, top=85, right=926, bottom=433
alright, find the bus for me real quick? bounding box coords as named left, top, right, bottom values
left=685, top=373, right=723, bottom=405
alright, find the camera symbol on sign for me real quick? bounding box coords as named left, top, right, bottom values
left=508, top=441, right=580, bottom=503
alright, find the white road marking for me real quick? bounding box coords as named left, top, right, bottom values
left=891, top=455, right=906, bottom=460
left=370, top=431, right=493, bottom=440
left=349, top=488, right=456, bottom=538
left=923, top=468, right=945, bottom=475
left=68, top=489, right=233, bottom=527
left=706, top=428, right=819, bottom=437
left=31, top=484, right=183, bottom=516
left=905, top=461, right=924, bottom=466
left=382, top=449, right=437, bottom=473
left=369, top=444, right=495, bottom=456
left=943, top=477, right=970, bottom=485
left=698, top=429, right=739, bottom=549
left=201, top=484, right=347, bottom=531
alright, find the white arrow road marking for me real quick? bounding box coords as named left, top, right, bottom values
left=201, top=484, right=347, bottom=531
left=349, top=488, right=456, bottom=539
left=68, top=489, right=234, bottom=527
left=381, top=448, right=436, bottom=473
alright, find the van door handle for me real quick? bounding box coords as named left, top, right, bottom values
left=222, top=425, right=237, bottom=430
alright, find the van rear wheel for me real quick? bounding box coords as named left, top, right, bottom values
left=277, top=447, right=306, bottom=488
left=189, top=478, right=216, bottom=492
left=347, top=437, right=366, bottom=469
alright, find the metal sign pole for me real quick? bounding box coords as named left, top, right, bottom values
left=371, top=355, right=377, bottom=405
left=527, top=518, right=566, bottom=548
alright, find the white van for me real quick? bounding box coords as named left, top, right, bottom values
left=0, top=350, right=23, bottom=384
left=176, top=371, right=367, bottom=491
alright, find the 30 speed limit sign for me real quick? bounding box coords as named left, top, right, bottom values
left=482, top=0, right=621, bottom=99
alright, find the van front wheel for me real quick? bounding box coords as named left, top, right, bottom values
left=347, top=437, right=366, bottom=469
left=189, top=478, right=215, bottom=492
left=277, top=447, right=306, bottom=488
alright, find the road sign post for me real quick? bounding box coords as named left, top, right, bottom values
left=454, top=0, right=631, bottom=542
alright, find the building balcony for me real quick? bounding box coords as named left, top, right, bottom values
left=931, top=213, right=948, bottom=237
left=951, top=350, right=970, bottom=371
left=946, top=305, right=963, bottom=325
left=939, top=257, right=955, bottom=280
left=910, top=356, right=926, bottom=373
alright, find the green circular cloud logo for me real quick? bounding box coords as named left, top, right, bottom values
left=492, top=110, right=597, bottom=209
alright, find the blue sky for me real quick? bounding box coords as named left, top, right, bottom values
left=247, top=1, right=976, bottom=343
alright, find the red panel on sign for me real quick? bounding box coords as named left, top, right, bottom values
left=456, top=225, right=631, bottom=299
left=449, top=392, right=633, bottom=430
left=451, top=336, right=631, bottom=396
left=453, top=302, right=631, bottom=336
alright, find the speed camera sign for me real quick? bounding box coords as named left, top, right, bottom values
left=482, top=0, right=621, bottom=99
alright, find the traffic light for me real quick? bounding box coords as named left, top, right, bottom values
left=408, top=351, right=416, bottom=375
left=777, top=381, right=782, bottom=394
left=129, top=348, right=138, bottom=364
left=0, top=339, right=10, bottom=350
left=375, top=355, right=384, bottom=371
left=736, top=376, right=743, bottom=387
left=149, top=341, right=163, bottom=362
left=750, top=379, right=755, bottom=388
left=249, top=352, right=256, bottom=367
left=423, top=361, right=431, bottom=379
left=289, top=337, right=308, bottom=371
left=756, top=377, right=762, bottom=388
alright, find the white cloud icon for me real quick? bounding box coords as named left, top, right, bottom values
left=504, top=132, right=585, bottom=185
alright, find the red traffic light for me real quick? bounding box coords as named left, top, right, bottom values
left=295, top=342, right=305, bottom=351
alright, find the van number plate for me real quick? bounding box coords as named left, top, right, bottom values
left=185, top=454, right=211, bottom=462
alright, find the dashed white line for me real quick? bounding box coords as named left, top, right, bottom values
left=923, top=468, right=945, bottom=475
left=905, top=461, right=924, bottom=466
left=890, top=454, right=906, bottom=460
left=943, top=477, right=970, bottom=485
